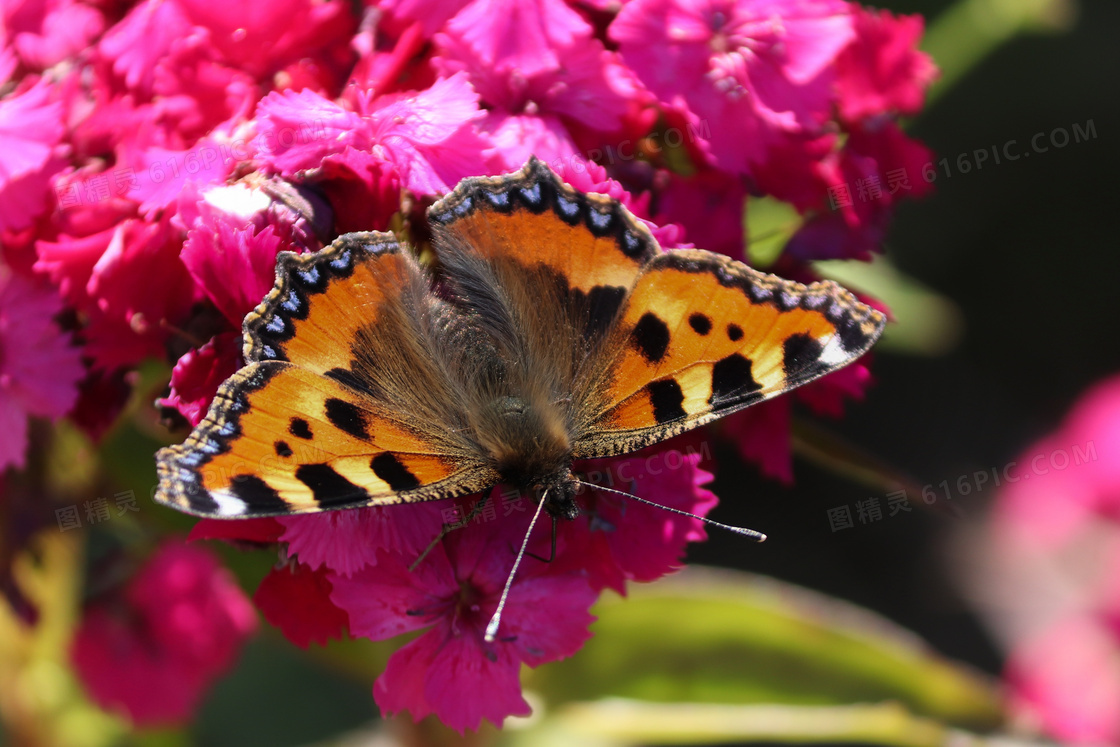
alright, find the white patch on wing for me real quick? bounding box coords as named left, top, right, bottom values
left=818, top=335, right=850, bottom=367
left=210, top=490, right=249, bottom=517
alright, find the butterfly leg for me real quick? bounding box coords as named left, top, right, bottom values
left=409, top=493, right=494, bottom=571
left=524, top=515, right=557, bottom=563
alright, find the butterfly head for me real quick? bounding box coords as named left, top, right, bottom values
left=476, top=395, right=582, bottom=520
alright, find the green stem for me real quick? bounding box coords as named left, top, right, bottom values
left=921, top=0, right=1078, bottom=109
left=534, top=701, right=1033, bottom=747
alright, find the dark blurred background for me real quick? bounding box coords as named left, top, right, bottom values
left=694, top=0, right=1119, bottom=678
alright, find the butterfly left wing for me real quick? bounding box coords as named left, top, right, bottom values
left=156, top=233, right=500, bottom=518
left=573, top=249, right=886, bottom=457
left=156, top=361, right=500, bottom=516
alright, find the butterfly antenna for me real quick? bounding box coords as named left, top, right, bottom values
left=484, top=490, right=549, bottom=643
left=573, top=480, right=767, bottom=542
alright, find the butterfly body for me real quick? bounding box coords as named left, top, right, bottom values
left=155, top=159, right=885, bottom=521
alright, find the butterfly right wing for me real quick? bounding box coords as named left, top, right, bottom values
left=155, top=234, right=499, bottom=518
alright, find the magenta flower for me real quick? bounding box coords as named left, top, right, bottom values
left=278, top=502, right=444, bottom=576
left=835, top=7, right=938, bottom=125
left=37, top=217, right=200, bottom=370
left=98, top=0, right=193, bottom=94
left=171, top=0, right=353, bottom=80
left=2, top=0, right=104, bottom=71
left=972, top=375, right=1120, bottom=743
left=330, top=509, right=598, bottom=732
left=562, top=449, right=720, bottom=592
left=0, top=272, right=83, bottom=470
left=723, top=399, right=794, bottom=485
left=71, top=541, right=257, bottom=726
left=433, top=0, right=640, bottom=151
left=179, top=183, right=316, bottom=327
left=654, top=168, right=745, bottom=256
left=611, top=0, right=854, bottom=173
left=254, top=563, right=350, bottom=648
left=1005, top=614, right=1120, bottom=745
left=257, top=73, right=489, bottom=196
left=158, top=331, right=241, bottom=427
left=0, top=81, right=66, bottom=232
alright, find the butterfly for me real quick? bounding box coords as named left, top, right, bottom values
left=155, top=158, right=885, bottom=528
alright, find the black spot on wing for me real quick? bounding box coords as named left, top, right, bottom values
left=325, top=365, right=369, bottom=393
left=296, top=464, right=368, bottom=508
left=837, top=316, right=872, bottom=353
left=562, top=282, right=627, bottom=343
left=183, top=485, right=220, bottom=515
left=630, top=312, right=670, bottom=363
left=274, top=440, right=293, bottom=458
left=727, top=323, right=743, bottom=342
left=370, top=453, right=421, bottom=491
left=231, top=475, right=289, bottom=515
left=289, top=417, right=313, bottom=439
left=689, top=313, right=712, bottom=335
left=710, top=354, right=762, bottom=407
left=647, top=379, right=687, bottom=424
left=325, top=397, right=369, bottom=440
left=783, top=333, right=825, bottom=381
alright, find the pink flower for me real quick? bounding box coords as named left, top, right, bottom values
left=654, top=168, right=745, bottom=256
left=254, top=563, right=350, bottom=648
left=158, top=331, right=241, bottom=427
left=835, top=7, right=938, bottom=125
left=71, top=540, right=257, bottom=726
left=722, top=399, right=793, bottom=485
left=173, top=0, right=354, bottom=80
left=254, top=88, right=368, bottom=174
left=969, top=375, right=1120, bottom=743
left=1005, top=614, right=1120, bottom=744
left=0, top=272, right=83, bottom=470
left=98, top=0, right=193, bottom=94
left=314, top=148, right=402, bottom=234
left=611, top=0, right=854, bottom=174
left=481, top=113, right=580, bottom=172
left=3, top=0, right=105, bottom=70
left=256, top=73, right=489, bottom=196
left=179, top=183, right=314, bottom=327
left=786, top=121, right=933, bottom=261
left=378, top=0, right=471, bottom=38
left=149, top=32, right=259, bottom=143
left=35, top=217, right=201, bottom=370
left=0, top=81, right=66, bottom=232
left=434, top=0, right=630, bottom=114
left=439, top=0, right=593, bottom=78
left=126, top=132, right=245, bottom=218
left=563, top=448, right=720, bottom=592
left=797, top=361, right=874, bottom=418
left=277, top=502, right=444, bottom=576
left=330, top=510, right=597, bottom=732
left=357, top=73, right=490, bottom=195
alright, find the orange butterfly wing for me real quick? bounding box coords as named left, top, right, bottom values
left=574, top=249, right=886, bottom=457
left=155, top=235, right=498, bottom=517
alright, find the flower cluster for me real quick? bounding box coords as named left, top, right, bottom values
left=70, top=540, right=257, bottom=725
left=0, top=0, right=936, bottom=733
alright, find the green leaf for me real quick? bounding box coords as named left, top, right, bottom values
left=527, top=568, right=1002, bottom=732
left=745, top=196, right=802, bottom=268
left=814, top=254, right=963, bottom=356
